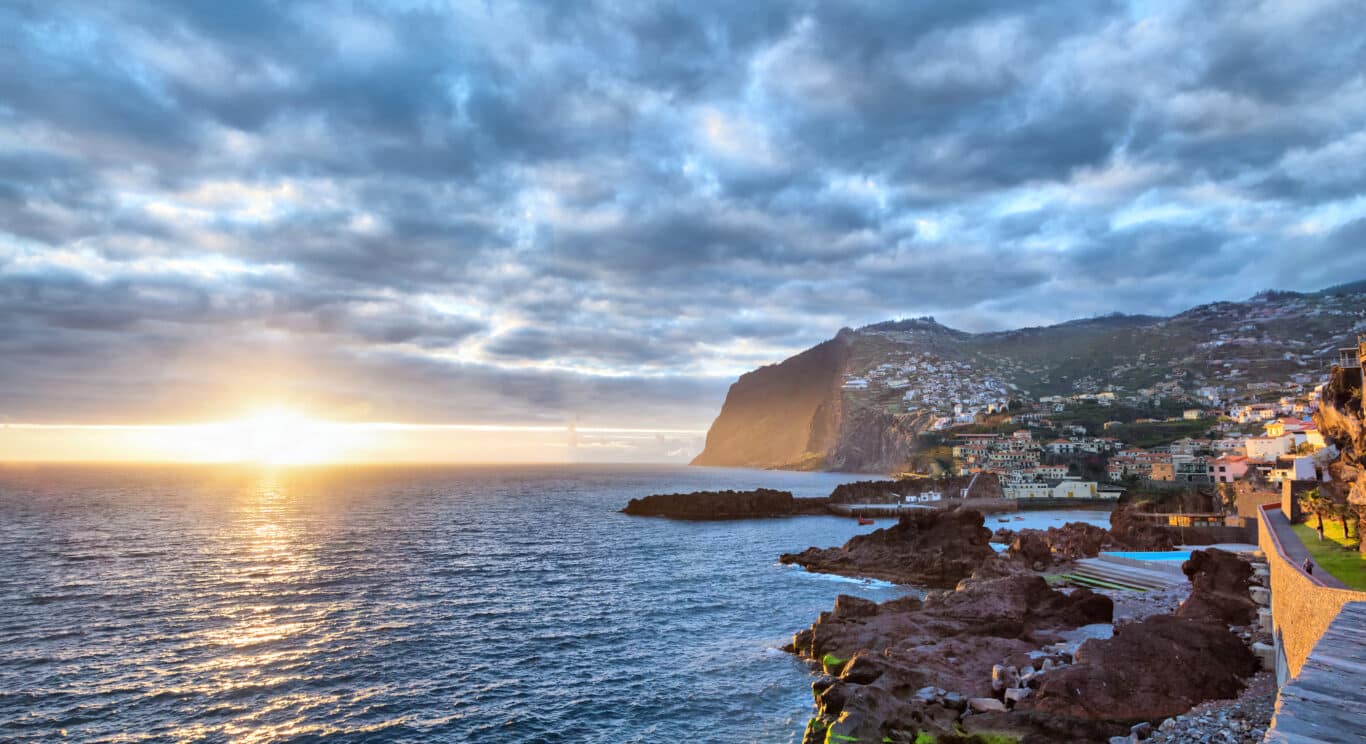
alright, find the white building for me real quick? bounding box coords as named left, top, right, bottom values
left=1002, top=479, right=1109, bottom=500
left=1245, top=434, right=1293, bottom=461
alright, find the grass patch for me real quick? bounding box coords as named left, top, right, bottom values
left=1291, top=520, right=1366, bottom=590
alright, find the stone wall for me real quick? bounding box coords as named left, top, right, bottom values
left=1257, top=504, right=1366, bottom=677
left=1226, top=481, right=1280, bottom=518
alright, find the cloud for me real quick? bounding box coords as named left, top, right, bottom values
left=1, top=0, right=1364, bottom=433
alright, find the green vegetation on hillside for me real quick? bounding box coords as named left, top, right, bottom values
left=1104, top=418, right=1215, bottom=449
left=1291, top=521, right=1366, bottom=590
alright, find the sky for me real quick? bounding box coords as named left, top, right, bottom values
left=2, top=0, right=1366, bottom=462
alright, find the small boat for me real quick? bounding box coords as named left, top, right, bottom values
left=998, top=518, right=1011, bottom=523
left=857, top=517, right=875, bottom=526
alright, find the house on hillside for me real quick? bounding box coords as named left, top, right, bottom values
left=1208, top=455, right=1251, bottom=483
left=1245, top=434, right=1293, bottom=461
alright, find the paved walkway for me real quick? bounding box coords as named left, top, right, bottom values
left=1265, top=601, right=1366, bottom=743
left=1263, top=509, right=1349, bottom=590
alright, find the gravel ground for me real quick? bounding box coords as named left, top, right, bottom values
left=1103, top=585, right=1190, bottom=622
left=1141, top=670, right=1277, bottom=744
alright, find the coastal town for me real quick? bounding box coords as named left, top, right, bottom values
left=656, top=330, right=1366, bottom=743
left=819, top=290, right=1366, bottom=508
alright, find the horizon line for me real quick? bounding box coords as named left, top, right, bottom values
left=0, top=421, right=709, bottom=435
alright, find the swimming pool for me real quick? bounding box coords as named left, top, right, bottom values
left=1101, top=550, right=1192, bottom=561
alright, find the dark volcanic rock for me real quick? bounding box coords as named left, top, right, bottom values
left=1007, top=522, right=1116, bottom=567
left=779, top=508, right=995, bottom=587
left=1027, top=615, right=1258, bottom=721
left=828, top=473, right=1002, bottom=504
left=1041, top=522, right=1114, bottom=561
left=1175, top=548, right=1256, bottom=625
left=620, top=489, right=827, bottom=519
left=1008, top=531, right=1052, bottom=567
left=1109, top=505, right=1218, bottom=549
left=1108, top=505, right=1180, bottom=550
left=790, top=575, right=1115, bottom=743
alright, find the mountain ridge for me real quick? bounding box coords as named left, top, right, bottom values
left=692, top=282, right=1366, bottom=472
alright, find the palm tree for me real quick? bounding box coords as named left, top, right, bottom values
left=1329, top=499, right=1353, bottom=541
left=1299, top=488, right=1328, bottom=541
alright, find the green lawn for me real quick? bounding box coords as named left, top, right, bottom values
left=1291, top=520, right=1366, bottom=590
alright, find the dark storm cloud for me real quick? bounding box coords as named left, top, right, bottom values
left=2, top=0, right=1365, bottom=426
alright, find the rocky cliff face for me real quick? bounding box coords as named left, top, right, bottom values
left=689, top=332, right=852, bottom=469
left=693, top=286, right=1366, bottom=472
left=1312, top=364, right=1366, bottom=551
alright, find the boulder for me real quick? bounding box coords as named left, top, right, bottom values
left=780, top=508, right=996, bottom=587
left=1025, top=615, right=1258, bottom=721
left=969, top=697, right=1007, bottom=713
left=1004, top=687, right=1032, bottom=705
left=1175, top=549, right=1257, bottom=625
left=832, top=594, right=880, bottom=619
left=1008, top=530, right=1053, bottom=566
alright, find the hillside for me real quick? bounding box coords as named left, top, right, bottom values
left=692, top=285, right=1366, bottom=472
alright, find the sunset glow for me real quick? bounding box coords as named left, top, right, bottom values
left=0, top=410, right=708, bottom=464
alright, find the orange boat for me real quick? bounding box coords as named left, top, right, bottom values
left=857, top=516, right=874, bottom=526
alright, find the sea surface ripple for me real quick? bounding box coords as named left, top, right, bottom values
left=0, top=464, right=1107, bottom=742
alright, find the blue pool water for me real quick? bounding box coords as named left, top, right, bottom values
left=0, top=464, right=1111, bottom=742
left=1102, top=550, right=1193, bottom=561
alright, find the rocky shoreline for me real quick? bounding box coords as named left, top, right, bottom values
left=782, top=508, right=1268, bottom=744
left=619, top=488, right=831, bottom=519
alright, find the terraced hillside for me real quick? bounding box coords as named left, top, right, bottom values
left=692, top=283, right=1366, bottom=472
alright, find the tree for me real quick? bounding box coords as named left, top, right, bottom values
left=1329, top=497, right=1354, bottom=541
left=1299, top=487, right=1329, bottom=541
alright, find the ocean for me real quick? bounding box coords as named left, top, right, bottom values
left=0, top=464, right=1110, bottom=742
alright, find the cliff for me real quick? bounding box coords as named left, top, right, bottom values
left=690, top=332, right=853, bottom=469
left=692, top=284, right=1366, bottom=472
left=1312, top=363, right=1366, bottom=551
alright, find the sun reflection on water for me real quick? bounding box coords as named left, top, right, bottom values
left=160, top=470, right=365, bottom=742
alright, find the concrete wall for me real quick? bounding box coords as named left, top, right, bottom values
left=1257, top=504, right=1366, bottom=677
left=1230, top=484, right=1280, bottom=518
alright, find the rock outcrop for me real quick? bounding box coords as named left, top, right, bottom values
left=779, top=508, right=995, bottom=587
left=789, top=575, right=1116, bottom=743
left=620, top=489, right=828, bottom=519
left=1108, top=504, right=1219, bottom=550
left=785, top=519, right=1266, bottom=741
left=1175, top=548, right=1256, bottom=625
left=828, top=473, right=1002, bottom=503
left=1006, top=522, right=1116, bottom=567
left=1313, top=363, right=1366, bottom=552
left=1026, top=615, right=1258, bottom=722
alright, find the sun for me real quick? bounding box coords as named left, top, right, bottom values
left=223, top=406, right=366, bottom=465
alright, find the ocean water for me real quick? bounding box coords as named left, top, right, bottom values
left=0, top=464, right=1109, bottom=743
